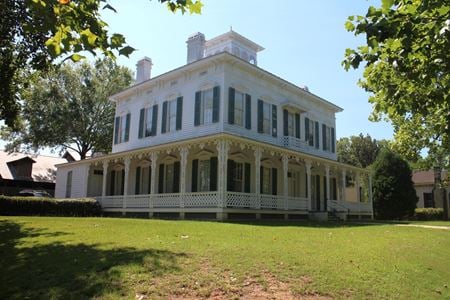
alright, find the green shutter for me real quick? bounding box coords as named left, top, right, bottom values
left=331, top=127, right=335, bottom=153
left=315, top=121, right=319, bottom=149
left=135, top=167, right=141, bottom=194
left=257, top=100, right=263, bottom=133
left=332, top=178, right=337, bottom=200
left=120, top=169, right=125, bottom=195
left=305, top=117, right=309, bottom=142
left=272, top=104, right=277, bottom=137
left=173, top=162, right=180, bottom=193
left=212, top=86, right=220, bottom=123
left=260, top=166, right=264, bottom=194
left=191, top=159, right=198, bottom=192
left=245, top=94, right=251, bottom=129
left=305, top=174, right=308, bottom=198
left=227, top=159, right=235, bottom=191
left=158, top=164, right=164, bottom=193
left=151, top=105, right=158, bottom=136
left=124, top=113, right=131, bottom=142
left=148, top=167, right=152, bottom=194
left=210, top=157, right=218, bottom=191
left=161, top=101, right=167, bottom=133
left=295, top=113, right=300, bottom=139
left=272, top=168, right=277, bottom=195
left=322, top=124, right=327, bottom=151
left=244, top=163, right=251, bottom=193
left=283, top=109, right=288, bottom=136
left=323, top=175, right=327, bottom=201
left=228, top=87, right=235, bottom=124
left=138, top=109, right=145, bottom=139
left=176, top=96, right=183, bottom=130
left=114, top=117, right=120, bottom=144
left=194, top=91, right=201, bottom=126
left=110, top=170, right=115, bottom=195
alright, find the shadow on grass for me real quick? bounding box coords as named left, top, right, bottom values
left=0, top=220, right=186, bottom=299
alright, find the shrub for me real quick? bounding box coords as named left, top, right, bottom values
left=0, top=196, right=101, bottom=217
left=414, top=208, right=444, bottom=221
left=372, top=149, right=418, bottom=220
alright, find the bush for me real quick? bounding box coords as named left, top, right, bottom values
left=0, top=196, right=101, bottom=217
left=414, top=208, right=444, bottom=220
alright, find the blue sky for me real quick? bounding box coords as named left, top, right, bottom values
left=1, top=0, right=392, bottom=153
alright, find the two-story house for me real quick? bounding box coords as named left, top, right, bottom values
left=55, top=30, right=373, bottom=220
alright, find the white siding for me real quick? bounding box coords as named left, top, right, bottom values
left=54, top=163, right=89, bottom=198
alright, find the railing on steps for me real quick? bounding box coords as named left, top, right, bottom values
left=327, top=200, right=373, bottom=214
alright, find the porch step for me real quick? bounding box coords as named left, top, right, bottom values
left=327, top=211, right=344, bottom=222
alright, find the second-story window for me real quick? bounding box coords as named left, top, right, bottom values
left=257, top=100, right=277, bottom=137
left=138, top=105, right=158, bottom=138
left=283, top=109, right=300, bottom=139
left=228, top=87, right=251, bottom=129
left=162, top=97, right=183, bottom=133
left=114, top=113, right=131, bottom=144
left=195, top=86, right=220, bottom=126
left=322, top=124, right=335, bottom=153
left=305, top=117, right=319, bottom=149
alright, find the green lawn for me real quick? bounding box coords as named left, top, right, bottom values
left=1, top=217, right=449, bottom=299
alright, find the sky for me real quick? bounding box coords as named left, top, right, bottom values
left=1, top=0, right=392, bottom=154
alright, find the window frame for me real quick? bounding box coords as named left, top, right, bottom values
left=199, top=88, right=214, bottom=125
left=234, top=90, right=245, bottom=127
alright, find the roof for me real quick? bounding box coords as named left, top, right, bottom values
left=412, top=169, right=449, bottom=186
left=110, top=52, right=343, bottom=113
left=0, top=151, right=67, bottom=182
left=204, top=30, right=265, bottom=52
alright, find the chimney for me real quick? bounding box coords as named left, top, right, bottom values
left=186, top=32, right=205, bottom=64
left=136, top=57, right=153, bottom=83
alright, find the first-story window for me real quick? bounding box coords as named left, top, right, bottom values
left=138, top=105, right=158, bottom=138
left=135, top=166, right=151, bottom=194
left=195, top=86, right=220, bottom=126
left=114, top=113, right=131, bottom=144
left=191, top=157, right=218, bottom=192
left=227, top=160, right=251, bottom=193
left=158, top=162, right=180, bottom=193
left=65, top=171, right=72, bottom=198
left=260, top=166, right=277, bottom=195
left=109, top=169, right=125, bottom=196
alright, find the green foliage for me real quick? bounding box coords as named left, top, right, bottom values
left=1, top=58, right=133, bottom=159
left=414, top=208, right=444, bottom=221
left=337, top=133, right=389, bottom=168
left=0, top=196, right=101, bottom=216
left=372, top=148, right=418, bottom=219
left=343, top=0, right=450, bottom=161
left=0, top=0, right=202, bottom=129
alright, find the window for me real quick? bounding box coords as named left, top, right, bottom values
left=258, top=100, right=277, bottom=136
left=195, top=86, right=220, bottom=126
left=158, top=162, right=180, bottom=193
left=227, top=160, right=250, bottom=193
left=305, top=117, right=319, bottom=148
left=233, top=163, right=244, bottom=192
left=192, top=158, right=217, bottom=192
left=138, top=105, right=158, bottom=138
left=262, top=167, right=271, bottom=194
left=228, top=87, right=251, bottom=129
left=424, top=192, right=434, bottom=208
left=109, top=169, right=125, bottom=196
left=65, top=171, right=72, bottom=198
left=162, top=97, right=183, bottom=133
left=135, top=166, right=151, bottom=195
left=322, top=124, right=335, bottom=153
left=283, top=110, right=300, bottom=138
left=114, top=113, right=131, bottom=144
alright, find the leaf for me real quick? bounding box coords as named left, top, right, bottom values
left=81, top=28, right=98, bottom=46
left=345, top=21, right=355, bottom=32
left=119, top=46, right=135, bottom=57
left=381, top=0, right=394, bottom=13
left=102, top=4, right=117, bottom=13
left=70, top=53, right=86, bottom=62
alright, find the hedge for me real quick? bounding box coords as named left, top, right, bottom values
left=414, top=208, right=444, bottom=221
left=0, top=196, right=101, bottom=217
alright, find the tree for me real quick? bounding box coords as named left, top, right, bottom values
left=372, top=148, right=418, bottom=219
left=343, top=0, right=450, bottom=161
left=1, top=58, right=133, bottom=160
left=0, top=0, right=202, bottom=129
left=337, top=133, right=388, bottom=168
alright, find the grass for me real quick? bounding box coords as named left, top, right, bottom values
left=407, top=220, right=450, bottom=227
left=1, top=217, right=449, bottom=299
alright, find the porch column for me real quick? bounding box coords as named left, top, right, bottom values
left=102, top=160, right=109, bottom=197
left=254, top=147, right=262, bottom=210
left=325, top=165, right=330, bottom=202
left=341, top=169, right=346, bottom=202
left=179, top=146, right=189, bottom=219
left=282, top=154, right=289, bottom=210
left=216, top=140, right=229, bottom=209
left=149, top=152, right=158, bottom=216
left=123, top=157, right=131, bottom=214
left=305, top=160, right=312, bottom=211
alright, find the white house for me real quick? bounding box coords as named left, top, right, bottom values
left=55, top=30, right=373, bottom=220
